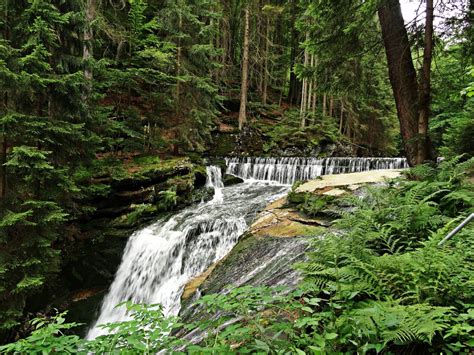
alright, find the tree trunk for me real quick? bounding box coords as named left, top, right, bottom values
left=329, top=96, right=334, bottom=117
left=311, top=55, right=317, bottom=114
left=339, top=99, right=344, bottom=133
left=176, top=8, right=183, bottom=107
left=82, top=0, right=96, bottom=104
left=300, top=34, right=309, bottom=128
left=306, top=53, right=314, bottom=114
left=83, top=0, right=96, bottom=81
left=238, top=4, right=250, bottom=130
left=322, top=93, right=327, bottom=116
left=417, top=0, right=435, bottom=164
left=287, top=0, right=299, bottom=104
left=262, top=15, right=270, bottom=104
left=378, top=0, right=435, bottom=166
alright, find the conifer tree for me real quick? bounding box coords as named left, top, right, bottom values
left=0, top=0, right=94, bottom=334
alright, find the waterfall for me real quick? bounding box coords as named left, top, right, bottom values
left=206, top=166, right=224, bottom=203
left=205, top=166, right=224, bottom=188
left=86, top=167, right=287, bottom=339
left=225, top=157, right=408, bottom=185
left=87, top=157, right=406, bottom=339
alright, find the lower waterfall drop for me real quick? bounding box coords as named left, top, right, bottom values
left=86, top=166, right=288, bottom=339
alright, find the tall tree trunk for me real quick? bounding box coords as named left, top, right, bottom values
left=322, top=93, right=327, bottom=116
left=83, top=0, right=96, bottom=103
left=378, top=0, right=435, bottom=165
left=311, top=55, right=317, bottom=114
left=262, top=15, right=270, bottom=104
left=176, top=8, right=183, bottom=107
left=329, top=96, right=334, bottom=117
left=306, top=53, right=314, bottom=115
left=287, top=0, right=299, bottom=104
left=300, top=34, right=309, bottom=128
left=339, top=99, right=344, bottom=133
left=238, top=4, right=250, bottom=130
left=220, top=17, right=227, bottom=78
left=417, top=0, right=435, bottom=163
left=83, top=0, right=96, bottom=82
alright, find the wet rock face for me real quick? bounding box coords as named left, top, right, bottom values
left=223, top=174, right=244, bottom=186
left=180, top=234, right=310, bottom=322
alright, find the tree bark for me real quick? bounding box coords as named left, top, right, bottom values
left=311, top=55, right=317, bottom=114
left=83, top=0, right=96, bottom=81
left=322, top=93, right=327, bottom=116
left=262, top=15, right=270, bottom=104
left=378, top=0, right=435, bottom=165
left=287, top=0, right=299, bottom=104
left=417, top=0, right=435, bottom=163
left=339, top=99, right=344, bottom=133
left=306, top=53, right=314, bottom=114
left=238, top=4, right=250, bottom=130
left=300, top=34, right=309, bottom=128
left=176, top=9, right=183, bottom=107
left=82, top=0, right=96, bottom=104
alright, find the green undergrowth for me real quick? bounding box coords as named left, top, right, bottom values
left=287, top=190, right=339, bottom=218
left=1, top=157, right=473, bottom=354
left=257, top=108, right=342, bottom=155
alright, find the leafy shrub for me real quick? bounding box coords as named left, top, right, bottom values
left=157, top=187, right=178, bottom=210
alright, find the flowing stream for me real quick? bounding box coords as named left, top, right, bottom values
left=87, top=157, right=407, bottom=339
left=87, top=166, right=288, bottom=339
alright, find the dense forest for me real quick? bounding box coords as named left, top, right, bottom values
left=0, top=0, right=473, bottom=353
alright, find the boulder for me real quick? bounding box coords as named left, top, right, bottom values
left=223, top=174, right=244, bottom=186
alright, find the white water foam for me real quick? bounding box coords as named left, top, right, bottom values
left=86, top=167, right=287, bottom=339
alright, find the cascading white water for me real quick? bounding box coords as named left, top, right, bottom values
left=87, top=157, right=406, bottom=340
left=225, top=156, right=408, bottom=184
left=206, top=166, right=224, bottom=203
left=86, top=166, right=288, bottom=339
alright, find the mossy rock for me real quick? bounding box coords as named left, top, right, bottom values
left=223, top=174, right=244, bottom=186
left=108, top=156, right=193, bottom=189
left=193, top=165, right=208, bottom=187
left=254, top=219, right=326, bottom=238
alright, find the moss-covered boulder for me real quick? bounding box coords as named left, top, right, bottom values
left=223, top=174, right=244, bottom=186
